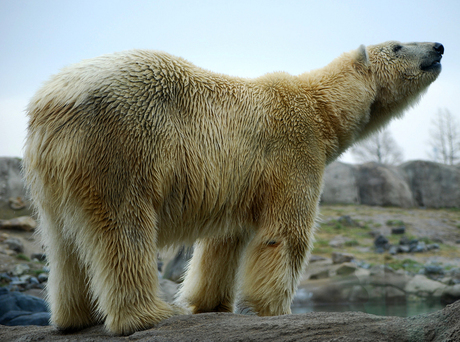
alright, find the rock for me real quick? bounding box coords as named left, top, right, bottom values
left=0, top=232, right=9, bottom=242
left=3, top=301, right=460, bottom=341
left=0, top=311, right=50, bottom=326
left=411, top=241, right=427, bottom=253
left=335, top=263, right=357, bottom=276
left=8, top=197, right=26, bottom=210
left=321, top=162, right=360, bottom=205
left=159, top=278, right=179, bottom=304
left=404, top=274, right=446, bottom=298
left=0, top=216, right=37, bottom=232
left=331, top=252, right=355, bottom=264
left=396, top=245, right=410, bottom=253
left=391, top=226, right=406, bottom=234
left=400, top=160, right=460, bottom=208
left=37, top=273, right=49, bottom=283
left=337, top=215, right=358, bottom=227
left=447, top=268, right=460, bottom=284
left=322, top=160, right=460, bottom=209
left=440, top=284, right=460, bottom=304
left=374, top=235, right=390, bottom=250
left=355, top=260, right=371, bottom=269
left=0, top=289, right=49, bottom=326
left=424, top=265, right=444, bottom=277
left=388, top=245, right=397, bottom=255
left=10, top=264, right=30, bottom=277
left=367, top=270, right=411, bottom=292
left=31, top=253, right=47, bottom=262
left=0, top=272, right=12, bottom=285
left=3, top=237, right=24, bottom=253
left=29, top=277, right=39, bottom=285
left=399, top=236, right=411, bottom=245
left=0, top=158, right=32, bottom=219
left=309, top=269, right=330, bottom=280
left=427, top=243, right=440, bottom=251
left=162, top=247, right=192, bottom=283
left=308, top=282, right=347, bottom=303
left=356, top=162, right=415, bottom=208
left=309, top=255, right=327, bottom=263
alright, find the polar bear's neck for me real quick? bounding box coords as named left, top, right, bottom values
left=292, top=61, right=377, bottom=163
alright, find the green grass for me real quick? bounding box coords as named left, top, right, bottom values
left=386, top=219, right=405, bottom=226
left=30, top=269, right=45, bottom=276
left=385, top=258, right=424, bottom=273
left=16, top=254, right=30, bottom=262
left=419, top=237, right=434, bottom=244
left=344, top=240, right=360, bottom=247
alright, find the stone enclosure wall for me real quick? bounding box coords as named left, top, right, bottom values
left=321, top=160, right=460, bottom=208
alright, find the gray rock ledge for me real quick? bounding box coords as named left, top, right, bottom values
left=2, top=300, right=460, bottom=342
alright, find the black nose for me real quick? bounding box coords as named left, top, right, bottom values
left=434, top=43, right=444, bottom=55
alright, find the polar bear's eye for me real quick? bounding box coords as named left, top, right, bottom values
left=393, top=45, right=403, bottom=53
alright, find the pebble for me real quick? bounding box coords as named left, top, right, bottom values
left=335, top=263, right=357, bottom=276
left=427, top=244, right=440, bottom=251
left=389, top=245, right=398, bottom=255
left=11, top=264, right=30, bottom=277
left=332, top=252, right=355, bottom=264
left=4, top=237, right=24, bottom=253
left=37, top=273, right=48, bottom=283
left=374, top=235, right=390, bottom=250
left=29, top=277, right=39, bottom=285
left=31, top=253, right=46, bottom=262
left=397, top=245, right=411, bottom=253
left=411, top=241, right=427, bottom=253
left=391, top=226, right=406, bottom=234
left=424, top=265, right=444, bottom=276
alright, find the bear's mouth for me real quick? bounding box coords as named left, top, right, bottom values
left=421, top=55, right=442, bottom=71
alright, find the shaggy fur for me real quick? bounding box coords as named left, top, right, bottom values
left=23, top=41, right=442, bottom=335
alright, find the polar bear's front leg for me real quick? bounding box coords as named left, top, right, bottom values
left=238, top=190, right=318, bottom=316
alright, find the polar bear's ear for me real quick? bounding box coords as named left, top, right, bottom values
left=354, top=44, right=370, bottom=67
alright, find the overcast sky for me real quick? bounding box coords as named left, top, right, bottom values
left=1, top=0, right=459, bottom=163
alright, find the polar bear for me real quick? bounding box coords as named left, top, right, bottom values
left=23, top=41, right=443, bottom=335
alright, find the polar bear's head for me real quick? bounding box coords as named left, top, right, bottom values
left=368, top=40, right=443, bottom=90
left=360, top=41, right=443, bottom=134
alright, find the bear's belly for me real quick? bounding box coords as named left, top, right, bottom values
left=156, top=205, right=251, bottom=247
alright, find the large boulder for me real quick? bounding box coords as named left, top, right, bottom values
left=321, top=162, right=360, bottom=205
left=322, top=161, right=416, bottom=208
left=0, top=288, right=50, bottom=326
left=399, top=160, right=460, bottom=208
left=0, top=157, right=31, bottom=219
left=356, top=162, right=415, bottom=208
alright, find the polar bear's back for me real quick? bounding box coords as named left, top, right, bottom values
left=24, top=50, right=270, bottom=246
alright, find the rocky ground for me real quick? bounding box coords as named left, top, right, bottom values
left=313, top=204, right=460, bottom=274
left=2, top=301, right=460, bottom=341
left=293, top=205, right=460, bottom=312
left=1, top=204, right=460, bottom=338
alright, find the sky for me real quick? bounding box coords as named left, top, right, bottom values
left=1, top=0, right=459, bottom=164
